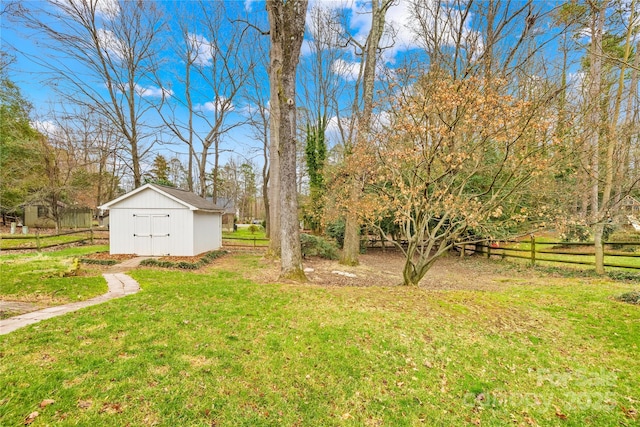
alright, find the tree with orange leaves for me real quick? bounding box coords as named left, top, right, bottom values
left=335, top=73, right=559, bottom=286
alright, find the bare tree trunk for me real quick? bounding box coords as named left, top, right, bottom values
left=341, top=0, right=392, bottom=266
left=186, top=58, right=195, bottom=193
left=594, top=0, right=636, bottom=275
left=268, top=69, right=281, bottom=254
left=266, top=0, right=308, bottom=280
left=198, top=149, right=209, bottom=197
left=588, top=4, right=605, bottom=220
left=243, top=39, right=271, bottom=236
left=587, top=2, right=606, bottom=274
left=263, top=135, right=270, bottom=237
left=603, top=0, right=635, bottom=210
left=618, top=41, right=640, bottom=196
left=342, top=183, right=361, bottom=265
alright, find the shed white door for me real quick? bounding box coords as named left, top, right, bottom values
left=133, top=214, right=171, bottom=255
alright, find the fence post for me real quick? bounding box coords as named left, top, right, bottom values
left=253, top=236, right=256, bottom=248
left=90, top=228, right=94, bottom=244
left=486, top=242, right=491, bottom=259
left=36, top=230, right=41, bottom=251
left=530, top=235, right=536, bottom=266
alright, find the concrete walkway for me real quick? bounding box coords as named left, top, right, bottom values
left=0, top=257, right=152, bottom=336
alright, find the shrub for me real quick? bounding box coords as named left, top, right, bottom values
left=608, top=230, right=640, bottom=251
left=300, top=233, right=338, bottom=260
left=139, top=250, right=227, bottom=269
left=325, top=219, right=345, bottom=248
left=248, top=224, right=262, bottom=234
left=80, top=258, right=118, bottom=266
left=325, top=219, right=367, bottom=252
left=602, top=223, right=616, bottom=241
left=608, top=270, right=640, bottom=282
left=560, top=224, right=591, bottom=242
left=615, top=291, right=640, bottom=305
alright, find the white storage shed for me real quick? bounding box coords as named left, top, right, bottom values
left=99, top=183, right=224, bottom=256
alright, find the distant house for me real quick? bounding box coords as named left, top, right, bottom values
left=620, top=195, right=640, bottom=216
left=23, top=202, right=91, bottom=229
left=99, top=183, right=224, bottom=256
left=214, top=198, right=237, bottom=232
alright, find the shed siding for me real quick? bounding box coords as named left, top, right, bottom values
left=109, top=208, right=194, bottom=255
left=109, top=209, right=135, bottom=254
left=104, top=185, right=222, bottom=256
left=110, top=188, right=186, bottom=210
left=193, top=211, right=222, bottom=255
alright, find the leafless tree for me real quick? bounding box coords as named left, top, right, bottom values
left=153, top=1, right=252, bottom=199
left=266, top=0, right=308, bottom=280
left=12, top=0, right=166, bottom=187
left=32, top=106, right=125, bottom=217
left=242, top=42, right=272, bottom=236
left=340, top=0, right=395, bottom=266
left=587, top=0, right=639, bottom=273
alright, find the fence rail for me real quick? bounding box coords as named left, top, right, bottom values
left=456, top=237, right=639, bottom=271
left=0, top=229, right=98, bottom=251
left=222, top=236, right=269, bottom=249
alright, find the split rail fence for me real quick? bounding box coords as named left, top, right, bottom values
left=222, top=236, right=269, bottom=249
left=455, top=237, right=639, bottom=271
left=1, top=229, right=98, bottom=251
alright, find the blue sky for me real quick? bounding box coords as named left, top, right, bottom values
left=2, top=0, right=421, bottom=178
left=1, top=0, right=595, bottom=187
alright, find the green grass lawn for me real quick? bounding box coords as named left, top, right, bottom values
left=222, top=226, right=269, bottom=247
left=1, top=253, right=638, bottom=426
left=1, top=231, right=96, bottom=250
left=0, top=246, right=109, bottom=306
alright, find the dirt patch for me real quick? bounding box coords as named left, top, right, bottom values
left=82, top=252, right=137, bottom=262
left=0, top=301, right=40, bottom=319
left=239, top=249, right=514, bottom=291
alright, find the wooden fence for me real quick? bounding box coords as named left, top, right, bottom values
left=59, top=207, right=92, bottom=228
left=456, top=237, right=640, bottom=270
left=0, top=229, right=97, bottom=251
left=222, top=236, right=269, bottom=249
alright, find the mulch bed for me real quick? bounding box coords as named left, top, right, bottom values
left=81, top=252, right=137, bottom=262
left=81, top=252, right=215, bottom=263
left=157, top=255, right=205, bottom=263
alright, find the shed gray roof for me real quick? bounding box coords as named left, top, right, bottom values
left=151, top=184, right=224, bottom=211
left=98, top=183, right=224, bottom=212
left=210, top=197, right=236, bottom=215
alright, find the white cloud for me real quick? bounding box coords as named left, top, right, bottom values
left=331, top=58, right=361, bottom=81
left=239, top=102, right=268, bottom=119
left=97, top=28, right=125, bottom=60
left=94, top=0, right=120, bottom=20
left=32, top=120, right=59, bottom=137
left=244, top=0, right=259, bottom=12
left=302, top=1, right=423, bottom=63
left=568, top=71, right=587, bottom=95
left=134, top=84, right=173, bottom=98
left=187, top=33, right=214, bottom=67
left=372, top=110, right=392, bottom=131
left=326, top=115, right=351, bottom=135
left=303, top=3, right=349, bottom=57
left=196, top=97, right=234, bottom=114
left=383, top=0, right=421, bottom=61
left=325, top=115, right=351, bottom=146
left=50, top=0, right=120, bottom=20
